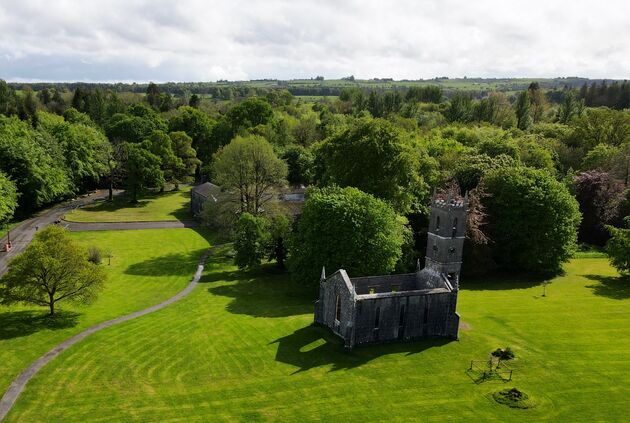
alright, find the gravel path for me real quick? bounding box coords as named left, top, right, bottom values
left=0, top=244, right=221, bottom=422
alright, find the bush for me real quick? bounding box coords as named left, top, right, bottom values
left=233, top=213, right=269, bottom=269
left=491, top=347, right=515, bottom=360
left=606, top=217, right=630, bottom=274
left=87, top=246, right=102, bottom=265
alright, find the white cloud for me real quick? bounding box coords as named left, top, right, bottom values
left=0, top=0, right=628, bottom=82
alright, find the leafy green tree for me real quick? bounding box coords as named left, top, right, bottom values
left=314, top=118, right=429, bottom=214
left=0, top=80, right=19, bottom=116
left=233, top=212, right=269, bottom=269
left=453, top=154, right=517, bottom=192
left=169, top=131, right=200, bottom=188
left=516, top=136, right=555, bottom=171
left=123, top=142, right=165, bottom=202
left=168, top=106, right=215, bottom=175
left=527, top=82, right=547, bottom=123
left=0, top=171, right=18, bottom=223
left=289, top=186, right=406, bottom=283
left=226, top=97, right=273, bottom=133
left=557, top=91, right=584, bottom=124
left=146, top=130, right=179, bottom=190
left=515, top=91, right=532, bottom=130
left=282, top=145, right=314, bottom=185
left=606, top=217, right=630, bottom=274
left=0, top=116, right=70, bottom=213
left=146, top=82, right=161, bottom=109
left=445, top=92, right=474, bottom=123
left=188, top=93, right=201, bottom=108
left=212, top=135, right=287, bottom=215
left=481, top=166, right=581, bottom=274
left=0, top=226, right=106, bottom=315
left=20, top=87, right=39, bottom=128
left=266, top=214, right=290, bottom=269
left=105, top=104, right=167, bottom=143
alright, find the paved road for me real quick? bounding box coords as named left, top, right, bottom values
left=0, top=244, right=222, bottom=422
left=0, top=190, right=119, bottom=278
left=64, top=220, right=199, bottom=231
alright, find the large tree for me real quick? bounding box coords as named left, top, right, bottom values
left=606, top=217, right=630, bottom=275
left=0, top=226, right=106, bottom=315
left=169, top=131, right=200, bottom=188
left=168, top=106, right=215, bottom=173
left=289, top=186, right=406, bottom=283
left=314, top=118, right=429, bottom=214
left=0, top=171, right=18, bottom=223
left=481, top=166, right=581, bottom=274
left=212, top=135, right=287, bottom=215
left=572, top=171, right=626, bottom=245
left=123, top=142, right=165, bottom=202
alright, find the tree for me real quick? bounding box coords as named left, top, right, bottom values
left=169, top=131, right=200, bottom=188
left=282, top=145, right=314, bottom=185
left=573, top=171, right=626, bottom=245
left=123, top=142, right=165, bottom=202
left=146, top=82, right=161, bottom=109
left=212, top=135, right=287, bottom=215
left=233, top=212, right=269, bottom=269
left=146, top=130, right=179, bottom=190
left=288, top=186, right=406, bottom=283
left=0, top=226, right=106, bottom=315
left=445, top=92, right=474, bottom=123
left=168, top=106, right=215, bottom=175
left=481, top=166, right=581, bottom=274
left=527, top=82, right=547, bottom=123
left=226, top=97, right=273, bottom=133
left=189, top=93, right=201, bottom=108
left=266, top=214, right=290, bottom=269
left=314, top=118, right=429, bottom=214
left=515, top=91, right=532, bottom=130
left=0, top=171, right=18, bottom=223
left=606, top=217, right=630, bottom=274
left=20, top=87, right=39, bottom=128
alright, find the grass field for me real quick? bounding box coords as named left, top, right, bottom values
left=0, top=228, right=212, bottom=397
left=64, top=186, right=192, bottom=222
left=5, top=250, right=629, bottom=422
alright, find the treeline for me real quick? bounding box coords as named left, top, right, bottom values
left=579, top=80, right=630, bottom=110
left=1, top=77, right=630, bottom=277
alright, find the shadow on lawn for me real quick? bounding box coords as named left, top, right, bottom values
left=583, top=274, right=630, bottom=299
left=168, top=189, right=193, bottom=221
left=0, top=310, right=80, bottom=340
left=124, top=248, right=210, bottom=276
left=271, top=324, right=450, bottom=373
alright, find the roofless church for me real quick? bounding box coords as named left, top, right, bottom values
left=314, top=193, right=468, bottom=349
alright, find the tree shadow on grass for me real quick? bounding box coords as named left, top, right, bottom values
left=168, top=190, right=193, bottom=221
left=583, top=274, right=630, bottom=299
left=124, top=248, right=210, bottom=277
left=463, top=270, right=550, bottom=291
left=0, top=310, right=80, bottom=340
left=271, top=324, right=451, bottom=373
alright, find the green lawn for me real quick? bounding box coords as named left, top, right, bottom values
left=5, top=252, right=629, bottom=422
left=64, top=186, right=192, bottom=222
left=0, top=228, right=212, bottom=397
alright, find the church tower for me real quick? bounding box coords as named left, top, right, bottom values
left=423, top=192, right=468, bottom=290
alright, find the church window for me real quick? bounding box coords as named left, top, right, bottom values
left=399, top=305, right=406, bottom=326
left=374, top=307, right=380, bottom=329
left=452, top=218, right=458, bottom=238
left=335, top=295, right=341, bottom=322
left=436, top=216, right=440, bottom=232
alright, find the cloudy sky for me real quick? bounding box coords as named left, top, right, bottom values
left=0, top=0, right=628, bottom=82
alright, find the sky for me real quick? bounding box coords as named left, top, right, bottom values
left=1, top=0, right=629, bottom=82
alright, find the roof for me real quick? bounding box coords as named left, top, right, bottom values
left=192, top=182, right=221, bottom=199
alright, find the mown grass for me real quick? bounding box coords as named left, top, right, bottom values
left=0, top=228, right=212, bottom=396
left=64, top=186, right=192, bottom=222
left=6, top=253, right=630, bottom=422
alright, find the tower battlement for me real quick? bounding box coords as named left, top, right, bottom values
left=432, top=192, right=469, bottom=211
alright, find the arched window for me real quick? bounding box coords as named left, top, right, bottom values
left=452, top=218, right=458, bottom=238
left=335, top=294, right=341, bottom=322
left=436, top=216, right=441, bottom=232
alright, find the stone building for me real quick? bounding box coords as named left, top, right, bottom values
left=190, top=182, right=222, bottom=216
left=314, top=193, right=468, bottom=349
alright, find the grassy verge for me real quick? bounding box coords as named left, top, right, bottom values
left=7, top=254, right=630, bottom=422
left=0, top=228, right=212, bottom=396
left=64, top=186, right=192, bottom=223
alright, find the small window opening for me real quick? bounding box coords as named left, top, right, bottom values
left=335, top=294, right=341, bottom=322
left=436, top=216, right=441, bottom=232
left=374, top=307, right=380, bottom=329
left=452, top=218, right=458, bottom=238
left=369, top=287, right=375, bottom=294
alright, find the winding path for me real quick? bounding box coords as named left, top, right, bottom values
left=0, top=244, right=222, bottom=422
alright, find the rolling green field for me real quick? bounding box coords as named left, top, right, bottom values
left=5, top=249, right=629, bottom=422
left=64, top=186, right=192, bottom=222
left=0, top=228, right=212, bottom=396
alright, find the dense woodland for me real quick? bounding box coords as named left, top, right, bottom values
left=1, top=78, right=629, bottom=280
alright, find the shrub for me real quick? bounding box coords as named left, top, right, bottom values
left=491, top=347, right=515, bottom=360
left=87, top=246, right=102, bottom=265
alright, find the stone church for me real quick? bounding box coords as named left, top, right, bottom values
left=314, top=193, right=467, bottom=349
